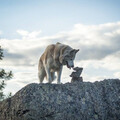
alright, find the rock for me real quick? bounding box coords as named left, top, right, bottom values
left=71, top=76, right=83, bottom=83
left=70, top=67, right=83, bottom=82
left=0, top=79, right=120, bottom=120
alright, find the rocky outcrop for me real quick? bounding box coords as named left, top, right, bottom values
left=0, top=79, right=120, bottom=120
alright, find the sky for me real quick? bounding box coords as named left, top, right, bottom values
left=0, top=0, right=120, bottom=95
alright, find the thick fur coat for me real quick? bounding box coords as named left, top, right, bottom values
left=38, top=42, right=79, bottom=83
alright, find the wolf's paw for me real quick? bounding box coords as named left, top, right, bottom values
left=57, top=81, right=62, bottom=84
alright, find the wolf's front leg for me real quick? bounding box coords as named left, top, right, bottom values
left=44, top=66, right=52, bottom=83
left=57, top=66, right=63, bottom=84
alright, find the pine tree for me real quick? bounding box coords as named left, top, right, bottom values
left=0, top=46, right=13, bottom=101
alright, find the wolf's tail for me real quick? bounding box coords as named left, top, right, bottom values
left=38, top=60, right=46, bottom=83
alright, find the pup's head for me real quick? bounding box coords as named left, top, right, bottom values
left=59, top=48, right=79, bottom=69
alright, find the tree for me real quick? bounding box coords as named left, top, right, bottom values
left=0, top=46, right=13, bottom=101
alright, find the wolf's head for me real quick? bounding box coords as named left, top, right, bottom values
left=59, top=48, right=79, bottom=69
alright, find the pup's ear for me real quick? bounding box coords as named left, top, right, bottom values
left=59, top=46, right=67, bottom=64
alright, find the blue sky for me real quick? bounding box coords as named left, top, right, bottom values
left=0, top=0, right=120, bottom=39
left=0, top=0, right=120, bottom=94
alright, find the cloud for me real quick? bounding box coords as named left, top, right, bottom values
left=2, top=65, right=38, bottom=94
left=114, top=72, right=120, bottom=79
left=66, top=22, right=120, bottom=60
left=1, top=20, right=120, bottom=94
left=3, top=65, right=72, bottom=95
left=17, top=30, right=29, bottom=36
left=1, top=21, right=120, bottom=67
left=0, top=36, right=50, bottom=66
left=101, top=51, right=120, bottom=71
left=17, top=30, right=42, bottom=39
left=1, top=21, right=120, bottom=86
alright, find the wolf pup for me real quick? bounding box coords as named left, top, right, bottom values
left=38, top=42, right=79, bottom=84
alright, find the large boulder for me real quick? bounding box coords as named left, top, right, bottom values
left=0, top=79, right=120, bottom=120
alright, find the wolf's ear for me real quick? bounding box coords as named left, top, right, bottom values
left=59, top=46, right=67, bottom=64
left=75, top=49, right=79, bottom=53
left=56, top=42, right=61, bottom=44
left=70, top=49, right=79, bottom=54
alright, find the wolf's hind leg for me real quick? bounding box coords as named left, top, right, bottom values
left=51, top=72, right=56, bottom=82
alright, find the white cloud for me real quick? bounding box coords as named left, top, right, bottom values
left=114, top=72, right=120, bottom=79
left=17, top=30, right=29, bottom=36
left=89, top=51, right=120, bottom=71
left=2, top=65, right=38, bottom=94
left=17, top=30, right=42, bottom=39
left=1, top=21, right=120, bottom=66
left=1, top=21, right=120, bottom=95
left=101, top=52, right=120, bottom=71
left=3, top=65, right=72, bottom=95
left=82, top=74, right=110, bottom=83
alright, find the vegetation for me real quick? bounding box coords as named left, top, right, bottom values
left=0, top=46, right=13, bottom=101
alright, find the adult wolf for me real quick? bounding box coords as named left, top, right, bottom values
left=38, top=42, right=79, bottom=84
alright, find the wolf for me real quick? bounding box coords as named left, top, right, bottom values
left=38, top=42, right=79, bottom=84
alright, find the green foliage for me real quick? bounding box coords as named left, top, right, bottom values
left=0, top=46, right=3, bottom=60
left=0, top=46, right=13, bottom=101
left=0, top=69, right=13, bottom=79
left=0, top=80, right=12, bottom=101
left=0, top=81, right=6, bottom=101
